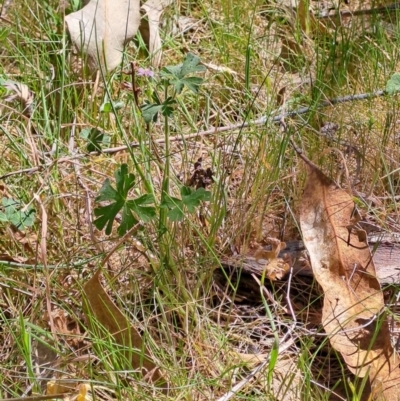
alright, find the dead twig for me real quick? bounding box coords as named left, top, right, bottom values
left=0, top=89, right=389, bottom=180
left=319, top=3, right=400, bottom=20
left=3, top=394, right=74, bottom=401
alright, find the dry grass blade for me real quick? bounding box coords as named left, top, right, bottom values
left=216, top=339, right=296, bottom=401
left=294, top=144, right=400, bottom=400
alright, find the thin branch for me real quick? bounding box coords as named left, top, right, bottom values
left=126, top=62, right=141, bottom=108
left=319, top=3, right=400, bottom=19
left=0, top=89, right=389, bottom=180
left=3, top=394, right=74, bottom=401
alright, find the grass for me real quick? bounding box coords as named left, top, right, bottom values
left=1, top=0, right=400, bottom=400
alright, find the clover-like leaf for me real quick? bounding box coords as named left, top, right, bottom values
left=141, top=102, right=163, bottom=123
left=80, top=128, right=110, bottom=152
left=165, top=197, right=185, bottom=221
left=161, top=53, right=205, bottom=94
left=127, top=195, right=156, bottom=222
left=141, top=93, right=176, bottom=123
left=160, top=96, right=176, bottom=117
left=386, top=73, right=400, bottom=95
left=1, top=198, right=35, bottom=229
left=181, top=186, right=211, bottom=212
left=94, top=164, right=156, bottom=235
left=161, top=186, right=211, bottom=221
left=178, top=77, right=204, bottom=94
left=168, top=205, right=185, bottom=221
left=180, top=53, right=207, bottom=77
left=100, top=99, right=124, bottom=113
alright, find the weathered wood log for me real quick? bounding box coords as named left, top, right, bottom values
left=221, top=236, right=400, bottom=285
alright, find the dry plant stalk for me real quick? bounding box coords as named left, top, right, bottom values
left=296, top=147, right=400, bottom=400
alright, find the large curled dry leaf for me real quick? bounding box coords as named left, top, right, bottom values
left=140, top=0, right=174, bottom=67
left=83, top=269, right=162, bottom=383
left=65, top=0, right=141, bottom=72
left=65, top=0, right=173, bottom=71
left=297, top=149, right=400, bottom=399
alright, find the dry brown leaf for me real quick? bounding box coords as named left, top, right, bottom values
left=0, top=253, right=27, bottom=263
left=47, top=381, right=90, bottom=401
left=47, top=378, right=75, bottom=395
left=3, top=226, right=42, bottom=263
left=263, top=258, right=290, bottom=281
left=279, top=0, right=327, bottom=73
left=83, top=269, right=162, bottom=383
left=279, top=34, right=303, bottom=70
left=41, top=309, right=83, bottom=348
left=254, top=237, right=289, bottom=280
left=259, top=355, right=302, bottom=401
left=140, top=0, right=174, bottom=67
left=3, top=80, right=34, bottom=117
left=65, top=0, right=141, bottom=72
left=297, top=149, right=400, bottom=399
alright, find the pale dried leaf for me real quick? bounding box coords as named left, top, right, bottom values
left=260, top=355, right=302, bottom=401
left=254, top=238, right=289, bottom=280
left=47, top=381, right=91, bottom=401
left=279, top=34, right=303, bottom=69
left=7, top=227, right=42, bottom=263
left=0, top=254, right=27, bottom=263
left=235, top=352, right=269, bottom=365
left=140, top=0, right=174, bottom=67
left=176, top=15, right=198, bottom=34
left=76, top=384, right=91, bottom=401
left=297, top=150, right=400, bottom=399
left=3, top=80, right=34, bottom=117
left=65, top=0, right=141, bottom=72
left=47, top=379, right=75, bottom=395
left=264, top=259, right=290, bottom=281
left=42, top=309, right=81, bottom=344
left=202, top=62, right=238, bottom=75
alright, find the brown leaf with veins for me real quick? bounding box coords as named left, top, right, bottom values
left=83, top=269, right=162, bottom=383
left=254, top=237, right=290, bottom=280
left=296, top=148, right=400, bottom=400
